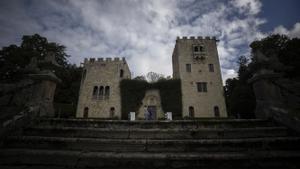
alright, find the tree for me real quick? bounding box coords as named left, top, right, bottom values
left=250, top=34, right=300, bottom=79
left=0, top=34, right=69, bottom=82
left=146, top=72, right=164, bottom=83
left=0, top=34, right=81, bottom=117
left=224, top=56, right=256, bottom=118
left=224, top=34, right=300, bottom=119
left=133, top=75, right=146, bottom=81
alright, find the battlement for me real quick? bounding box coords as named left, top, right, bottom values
left=84, top=57, right=127, bottom=64
left=176, top=36, right=217, bottom=41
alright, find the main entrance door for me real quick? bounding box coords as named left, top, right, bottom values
left=147, top=106, right=156, bottom=120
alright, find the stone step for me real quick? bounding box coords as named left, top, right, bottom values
left=1, top=149, right=300, bottom=169
left=5, top=136, right=300, bottom=152
left=36, top=118, right=277, bottom=129
left=23, top=126, right=288, bottom=139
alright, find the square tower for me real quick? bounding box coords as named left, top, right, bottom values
left=76, top=57, right=131, bottom=119
left=172, top=36, right=227, bottom=118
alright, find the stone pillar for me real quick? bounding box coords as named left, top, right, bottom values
left=249, top=70, right=285, bottom=119
left=28, top=71, right=61, bottom=117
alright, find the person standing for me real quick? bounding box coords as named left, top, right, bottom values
left=144, top=106, right=149, bottom=120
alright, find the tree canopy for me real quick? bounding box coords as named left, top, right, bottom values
left=0, top=34, right=81, bottom=117
left=0, top=34, right=69, bottom=82
left=224, top=34, right=300, bottom=118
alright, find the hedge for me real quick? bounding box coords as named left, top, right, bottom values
left=120, top=79, right=182, bottom=119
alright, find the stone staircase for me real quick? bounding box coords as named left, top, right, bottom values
left=1, top=118, right=300, bottom=169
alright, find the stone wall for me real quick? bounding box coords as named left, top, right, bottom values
left=76, top=57, right=131, bottom=119
left=172, top=36, right=227, bottom=118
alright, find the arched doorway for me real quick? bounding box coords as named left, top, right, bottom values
left=138, top=89, right=163, bottom=120
left=145, top=95, right=159, bottom=120
left=214, top=106, right=220, bottom=117
left=189, top=106, right=194, bottom=118
left=110, top=107, right=115, bottom=118
left=83, top=107, right=89, bottom=118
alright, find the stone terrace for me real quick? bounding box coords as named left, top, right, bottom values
left=1, top=118, right=300, bottom=168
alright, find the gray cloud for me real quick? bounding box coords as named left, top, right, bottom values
left=0, top=0, right=268, bottom=83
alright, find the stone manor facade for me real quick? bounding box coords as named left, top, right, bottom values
left=76, top=36, right=227, bottom=119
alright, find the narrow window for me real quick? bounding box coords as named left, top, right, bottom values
left=214, top=106, right=220, bottom=117
left=189, top=106, right=194, bottom=118
left=105, top=86, right=110, bottom=99
left=197, top=82, right=207, bottom=92
left=110, top=107, right=115, bottom=118
left=208, top=64, right=214, bottom=72
left=193, top=46, right=199, bottom=52
left=83, top=107, right=89, bottom=118
left=203, top=82, right=207, bottom=92
left=120, top=69, right=124, bottom=78
left=98, top=86, right=104, bottom=99
left=92, top=86, right=98, bottom=98
left=199, top=46, right=204, bottom=52
left=186, top=64, right=191, bottom=72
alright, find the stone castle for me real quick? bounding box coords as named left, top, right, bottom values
left=76, top=36, right=227, bottom=119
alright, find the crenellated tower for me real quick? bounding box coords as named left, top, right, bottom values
left=76, top=57, right=131, bottom=118
left=172, top=36, right=227, bottom=118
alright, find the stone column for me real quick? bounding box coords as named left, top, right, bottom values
left=28, top=70, right=61, bottom=117
left=249, top=69, right=285, bottom=119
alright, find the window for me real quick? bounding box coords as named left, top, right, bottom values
left=208, top=64, right=214, bottom=72
left=193, top=45, right=204, bottom=53
left=189, top=106, right=194, bottom=118
left=197, top=82, right=207, bottom=92
left=214, top=106, right=220, bottom=117
left=110, top=107, right=115, bottom=117
left=83, top=107, right=89, bottom=118
left=120, top=69, right=124, bottom=78
left=199, top=46, right=204, bottom=52
left=92, top=86, right=98, bottom=98
left=105, top=86, right=110, bottom=98
left=97, top=86, right=103, bottom=99
left=186, top=64, right=191, bottom=72
left=193, top=46, right=199, bottom=52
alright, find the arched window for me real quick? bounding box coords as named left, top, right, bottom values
left=105, top=86, right=110, bottom=99
left=110, top=107, right=115, bottom=118
left=199, top=46, right=204, bottom=52
left=92, top=86, right=98, bottom=99
left=189, top=106, right=194, bottom=118
left=83, top=107, right=89, bottom=118
left=214, top=106, right=220, bottom=117
left=99, top=86, right=104, bottom=99
left=208, top=64, right=214, bottom=72
left=120, top=69, right=124, bottom=78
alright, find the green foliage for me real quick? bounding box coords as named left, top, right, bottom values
left=120, top=79, right=148, bottom=119
left=0, top=34, right=69, bottom=82
left=0, top=34, right=81, bottom=116
left=120, top=79, right=182, bottom=120
left=153, top=79, right=182, bottom=119
left=54, top=64, right=82, bottom=105
left=133, top=75, right=146, bottom=81
left=229, top=84, right=256, bottom=118
left=225, top=34, right=300, bottom=118
left=250, top=34, right=300, bottom=79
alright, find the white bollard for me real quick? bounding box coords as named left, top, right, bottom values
left=166, top=112, right=172, bottom=120
left=129, top=112, right=135, bottom=121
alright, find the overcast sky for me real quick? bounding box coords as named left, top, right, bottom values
left=0, top=0, right=300, bottom=83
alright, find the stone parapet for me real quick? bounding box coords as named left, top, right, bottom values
left=176, top=36, right=217, bottom=41
left=84, top=57, right=127, bottom=64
